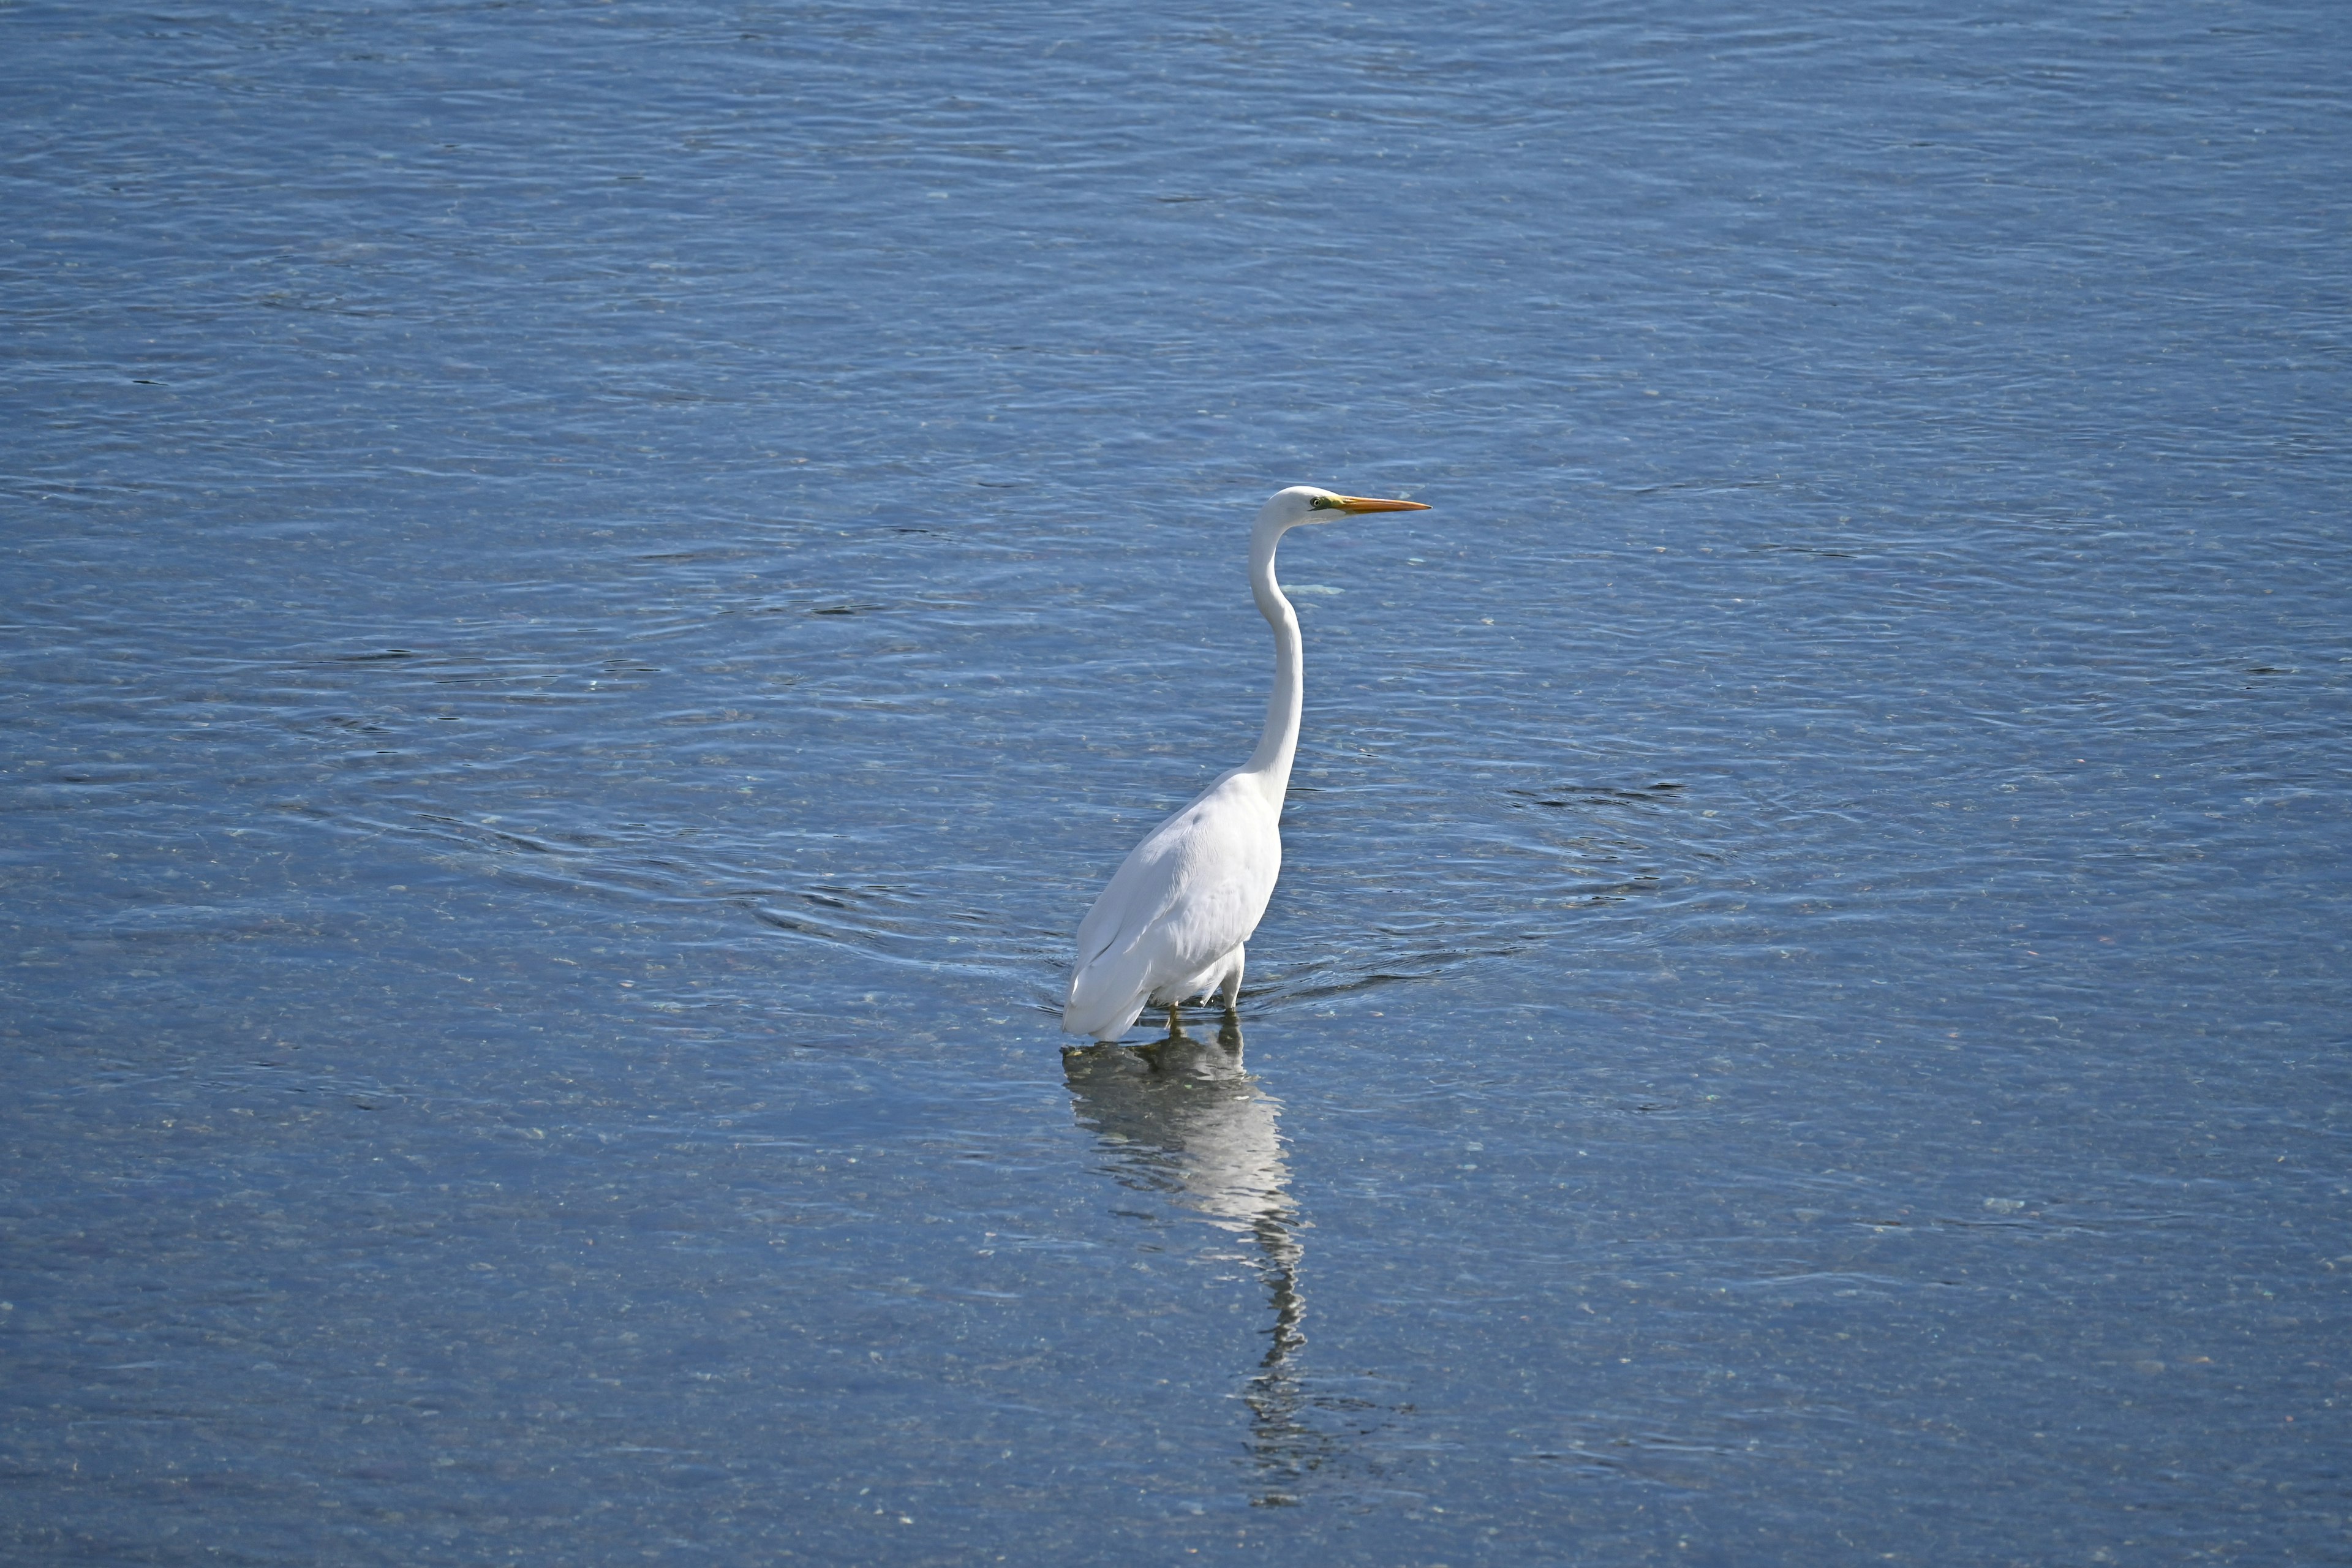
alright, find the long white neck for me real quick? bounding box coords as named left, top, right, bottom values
left=1241, top=513, right=1303, bottom=806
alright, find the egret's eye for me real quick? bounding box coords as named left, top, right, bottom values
left=1309, top=495, right=1335, bottom=510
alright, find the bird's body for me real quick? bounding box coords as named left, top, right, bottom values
left=1062, top=485, right=1430, bottom=1043
left=1063, top=765, right=1280, bottom=1039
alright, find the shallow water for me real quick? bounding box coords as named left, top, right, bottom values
left=5, top=0, right=2348, bottom=1561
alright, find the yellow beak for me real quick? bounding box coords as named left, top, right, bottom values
left=1335, top=494, right=1432, bottom=514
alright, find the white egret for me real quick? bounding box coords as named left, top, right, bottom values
left=1061, top=485, right=1431, bottom=1042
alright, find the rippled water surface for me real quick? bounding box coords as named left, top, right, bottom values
left=6, top=1, right=2349, bottom=1561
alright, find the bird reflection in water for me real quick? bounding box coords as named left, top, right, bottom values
left=1062, top=1010, right=1330, bottom=1507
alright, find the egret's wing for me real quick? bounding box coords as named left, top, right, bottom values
left=1071, top=820, right=1176, bottom=977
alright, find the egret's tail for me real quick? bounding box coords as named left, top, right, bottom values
left=1060, top=992, right=1146, bottom=1042
left=1062, top=949, right=1150, bottom=1042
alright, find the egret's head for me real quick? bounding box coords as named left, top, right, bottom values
left=1260, top=485, right=1431, bottom=530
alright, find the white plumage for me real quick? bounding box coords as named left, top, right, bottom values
left=1061, top=484, right=1430, bottom=1042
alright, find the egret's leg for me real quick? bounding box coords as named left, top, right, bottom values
left=1165, top=1002, right=1183, bottom=1038
left=1216, top=945, right=1246, bottom=1012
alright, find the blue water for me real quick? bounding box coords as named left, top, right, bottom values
left=5, top=1, right=2348, bottom=1561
